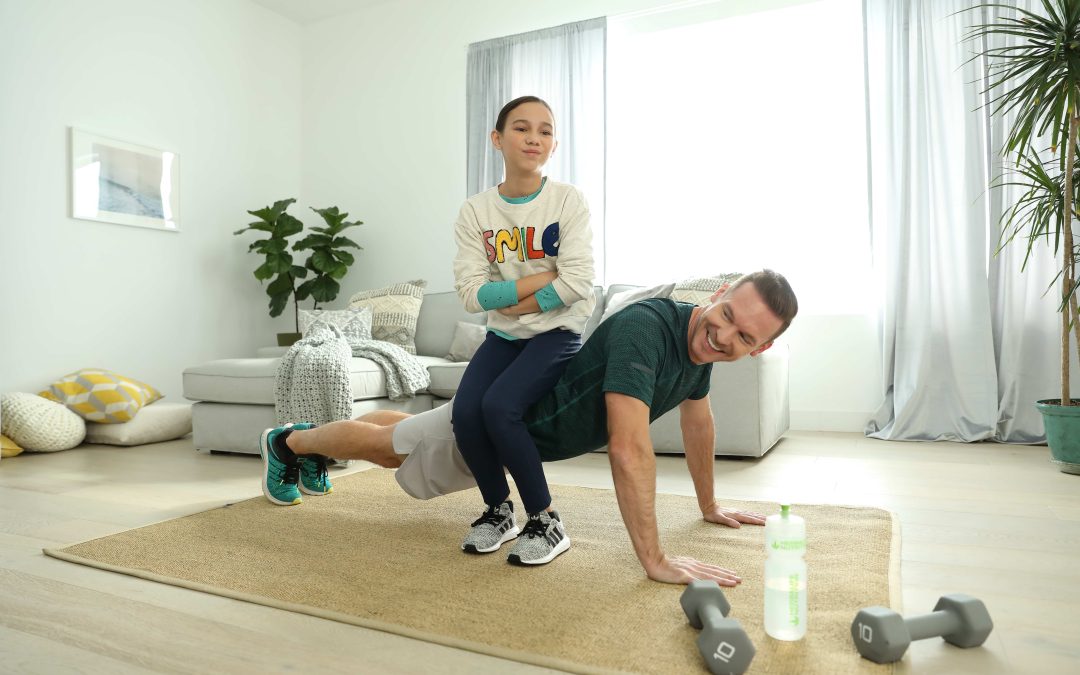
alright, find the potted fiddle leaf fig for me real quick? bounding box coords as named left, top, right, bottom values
left=967, top=0, right=1080, bottom=473
left=234, top=199, right=363, bottom=346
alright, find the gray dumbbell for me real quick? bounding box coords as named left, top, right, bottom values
left=851, top=594, right=993, bottom=663
left=680, top=580, right=756, bottom=675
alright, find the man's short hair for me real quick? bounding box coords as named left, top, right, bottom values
left=725, top=269, right=798, bottom=342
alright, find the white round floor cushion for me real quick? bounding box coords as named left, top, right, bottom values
left=0, top=392, right=86, bottom=452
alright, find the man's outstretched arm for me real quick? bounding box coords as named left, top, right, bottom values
left=679, top=396, right=766, bottom=528
left=605, top=392, right=743, bottom=586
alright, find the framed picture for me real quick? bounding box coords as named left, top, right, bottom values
left=70, top=128, right=180, bottom=232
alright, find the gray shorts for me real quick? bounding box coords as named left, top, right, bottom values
left=392, top=400, right=478, bottom=499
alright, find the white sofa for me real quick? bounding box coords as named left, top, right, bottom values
left=182, top=285, right=790, bottom=458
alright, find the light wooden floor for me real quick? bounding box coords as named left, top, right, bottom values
left=0, top=432, right=1076, bottom=674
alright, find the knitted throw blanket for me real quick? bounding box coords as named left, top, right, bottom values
left=275, top=324, right=430, bottom=426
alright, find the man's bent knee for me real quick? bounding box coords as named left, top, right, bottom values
left=355, top=409, right=412, bottom=426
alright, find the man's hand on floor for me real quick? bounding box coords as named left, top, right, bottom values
left=702, top=502, right=766, bottom=528
left=646, top=554, right=743, bottom=586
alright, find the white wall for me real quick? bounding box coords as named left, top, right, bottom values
left=0, top=0, right=303, bottom=401
left=301, top=0, right=882, bottom=431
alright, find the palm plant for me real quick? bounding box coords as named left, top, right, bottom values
left=966, top=0, right=1080, bottom=407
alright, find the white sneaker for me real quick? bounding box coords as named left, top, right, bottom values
left=507, top=510, right=570, bottom=565
left=461, top=501, right=519, bottom=553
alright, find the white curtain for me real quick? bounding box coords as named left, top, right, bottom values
left=864, top=0, right=1077, bottom=442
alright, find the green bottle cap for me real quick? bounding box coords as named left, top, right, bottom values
left=781, top=504, right=790, bottom=517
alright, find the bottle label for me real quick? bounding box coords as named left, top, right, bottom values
left=771, top=539, right=806, bottom=551
left=788, top=573, right=801, bottom=626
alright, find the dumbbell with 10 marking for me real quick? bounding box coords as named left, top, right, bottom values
left=680, top=580, right=756, bottom=675
left=851, top=593, right=993, bottom=663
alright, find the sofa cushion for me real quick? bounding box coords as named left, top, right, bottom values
left=84, top=401, right=193, bottom=446
left=1, top=392, right=86, bottom=452
left=347, top=279, right=427, bottom=354
left=299, top=307, right=373, bottom=341
left=183, top=356, right=455, bottom=404
left=1, top=433, right=23, bottom=458
left=446, top=321, right=487, bottom=362
left=427, top=360, right=468, bottom=398
left=39, top=368, right=162, bottom=423
left=414, top=290, right=484, bottom=358
left=670, top=274, right=743, bottom=306
left=599, top=283, right=676, bottom=326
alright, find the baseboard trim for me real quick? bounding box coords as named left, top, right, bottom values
left=790, top=410, right=872, bottom=433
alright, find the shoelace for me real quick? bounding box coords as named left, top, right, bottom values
left=278, top=462, right=300, bottom=486
left=520, top=515, right=549, bottom=539
left=470, top=505, right=507, bottom=528
left=303, top=456, right=329, bottom=485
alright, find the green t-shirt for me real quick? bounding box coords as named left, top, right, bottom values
left=525, top=298, right=712, bottom=461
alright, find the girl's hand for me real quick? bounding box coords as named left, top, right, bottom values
left=498, top=294, right=542, bottom=316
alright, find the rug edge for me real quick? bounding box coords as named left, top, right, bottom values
left=42, top=547, right=625, bottom=675
left=888, top=511, right=902, bottom=613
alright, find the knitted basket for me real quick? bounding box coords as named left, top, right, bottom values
left=1, top=392, right=86, bottom=452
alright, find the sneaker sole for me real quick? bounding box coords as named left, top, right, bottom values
left=298, top=482, right=332, bottom=496
left=507, top=534, right=571, bottom=566
left=260, top=428, right=302, bottom=506
left=462, top=525, right=520, bottom=554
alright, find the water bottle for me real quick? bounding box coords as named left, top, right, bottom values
left=764, top=504, right=807, bottom=640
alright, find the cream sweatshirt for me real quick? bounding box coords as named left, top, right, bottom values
left=453, top=180, right=596, bottom=338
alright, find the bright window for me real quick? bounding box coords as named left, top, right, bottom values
left=606, top=0, right=871, bottom=314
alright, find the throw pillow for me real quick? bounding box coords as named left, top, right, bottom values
left=299, top=307, right=373, bottom=343
left=599, top=283, right=677, bottom=325
left=1, top=433, right=23, bottom=458
left=446, top=321, right=487, bottom=362
left=670, top=273, right=744, bottom=306
left=1, top=392, right=86, bottom=452
left=84, top=402, right=193, bottom=446
left=39, top=368, right=162, bottom=423
left=347, top=279, right=427, bottom=354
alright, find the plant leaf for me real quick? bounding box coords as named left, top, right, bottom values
left=308, top=275, right=341, bottom=303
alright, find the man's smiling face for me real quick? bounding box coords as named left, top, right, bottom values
left=686, top=282, right=784, bottom=365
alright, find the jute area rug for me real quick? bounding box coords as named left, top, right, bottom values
left=46, top=469, right=899, bottom=674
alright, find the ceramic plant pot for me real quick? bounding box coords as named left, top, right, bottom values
left=277, top=332, right=302, bottom=347
left=1036, top=399, right=1080, bottom=475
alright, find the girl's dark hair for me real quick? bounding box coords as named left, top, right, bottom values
left=495, top=96, right=554, bottom=133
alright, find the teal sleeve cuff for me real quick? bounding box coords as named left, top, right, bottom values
left=477, top=280, right=519, bottom=310
left=535, top=283, right=565, bottom=312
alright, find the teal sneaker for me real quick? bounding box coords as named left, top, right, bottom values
left=292, top=424, right=333, bottom=496
left=260, top=425, right=302, bottom=506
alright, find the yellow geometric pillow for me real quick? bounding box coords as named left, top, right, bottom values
left=39, top=369, right=162, bottom=424
left=0, top=433, right=23, bottom=458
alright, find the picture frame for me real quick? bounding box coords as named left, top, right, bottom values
left=70, top=128, right=180, bottom=232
